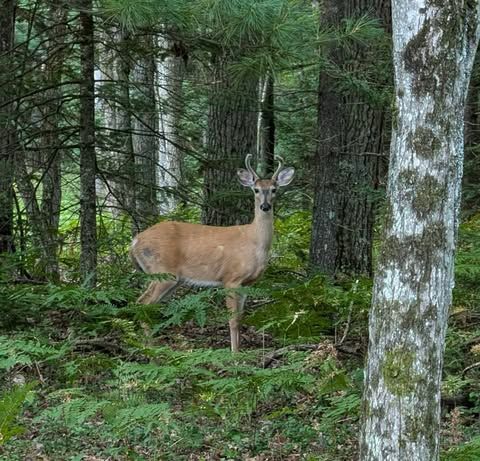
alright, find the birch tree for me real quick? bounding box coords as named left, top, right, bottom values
left=361, top=2, right=480, bottom=460
left=156, top=33, right=185, bottom=214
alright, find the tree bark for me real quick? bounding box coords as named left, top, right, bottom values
left=39, top=0, right=66, bottom=279
left=156, top=33, right=185, bottom=214
left=310, top=1, right=345, bottom=274
left=115, top=31, right=136, bottom=229
left=79, top=0, right=97, bottom=287
left=310, top=0, right=390, bottom=276
left=202, top=58, right=258, bottom=226
left=258, top=73, right=275, bottom=176
left=0, top=0, right=16, bottom=256
left=132, top=34, right=158, bottom=231
left=360, top=3, right=480, bottom=460
left=336, top=0, right=391, bottom=276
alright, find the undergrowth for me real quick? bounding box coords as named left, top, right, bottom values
left=0, top=213, right=479, bottom=460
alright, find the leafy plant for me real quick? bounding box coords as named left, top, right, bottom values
left=441, top=437, right=480, bottom=461
left=0, top=383, right=36, bottom=446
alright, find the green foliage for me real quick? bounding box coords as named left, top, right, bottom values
left=37, top=391, right=172, bottom=439
left=455, top=214, right=480, bottom=291
left=0, top=336, right=70, bottom=371
left=199, top=355, right=316, bottom=419
left=441, top=437, right=480, bottom=461
left=274, top=210, right=312, bottom=269
left=0, top=383, right=36, bottom=446
left=155, top=290, right=214, bottom=330
left=249, top=275, right=371, bottom=341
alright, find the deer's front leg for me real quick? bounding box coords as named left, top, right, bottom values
left=226, top=289, right=247, bottom=353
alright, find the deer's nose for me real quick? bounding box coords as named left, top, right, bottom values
left=260, top=203, right=271, bottom=212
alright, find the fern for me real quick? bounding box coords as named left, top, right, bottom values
left=36, top=390, right=171, bottom=439
left=0, top=383, right=36, bottom=446
left=0, top=336, right=71, bottom=370
left=153, top=290, right=214, bottom=331
left=318, top=393, right=361, bottom=432
left=441, top=437, right=480, bottom=461
left=37, top=395, right=110, bottom=429
left=105, top=401, right=171, bottom=436
left=199, top=355, right=316, bottom=418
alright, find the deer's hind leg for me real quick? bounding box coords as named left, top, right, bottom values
left=137, top=280, right=179, bottom=304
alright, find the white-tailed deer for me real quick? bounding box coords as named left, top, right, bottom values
left=130, top=155, right=294, bottom=352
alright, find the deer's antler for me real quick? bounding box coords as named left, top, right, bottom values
left=272, top=155, right=285, bottom=180
left=245, top=154, right=260, bottom=180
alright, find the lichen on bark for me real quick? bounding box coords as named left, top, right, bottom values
left=407, top=127, right=441, bottom=160
left=381, top=348, right=418, bottom=396
left=412, top=174, right=445, bottom=218
left=403, top=2, right=469, bottom=98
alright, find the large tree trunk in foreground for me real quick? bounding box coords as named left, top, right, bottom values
left=0, top=0, right=16, bottom=256
left=79, top=0, right=97, bottom=287
left=360, top=3, right=479, bottom=460
left=202, top=58, right=258, bottom=226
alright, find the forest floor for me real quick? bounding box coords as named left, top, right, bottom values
left=1, top=216, right=480, bottom=460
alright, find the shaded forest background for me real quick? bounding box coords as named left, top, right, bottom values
left=1, top=0, right=480, bottom=460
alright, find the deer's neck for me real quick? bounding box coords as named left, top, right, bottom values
left=252, top=211, right=274, bottom=252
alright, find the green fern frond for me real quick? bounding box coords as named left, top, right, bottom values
left=0, top=383, right=36, bottom=446
left=441, top=437, right=480, bottom=461
left=0, top=336, right=71, bottom=370
left=105, top=401, right=171, bottom=435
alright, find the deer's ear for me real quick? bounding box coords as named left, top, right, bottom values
left=276, top=167, right=295, bottom=187
left=237, top=169, right=256, bottom=187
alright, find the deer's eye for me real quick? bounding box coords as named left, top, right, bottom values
left=272, top=188, right=277, bottom=193
left=254, top=188, right=259, bottom=193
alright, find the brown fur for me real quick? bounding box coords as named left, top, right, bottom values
left=130, top=159, right=294, bottom=352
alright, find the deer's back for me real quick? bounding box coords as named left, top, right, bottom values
left=130, top=221, right=263, bottom=286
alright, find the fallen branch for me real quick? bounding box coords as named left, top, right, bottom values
left=462, top=361, right=480, bottom=376
left=262, top=344, right=318, bottom=368
left=72, top=338, right=127, bottom=355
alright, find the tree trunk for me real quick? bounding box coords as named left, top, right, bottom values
left=258, top=73, right=275, bottom=176
left=95, top=26, right=119, bottom=215
left=202, top=58, right=258, bottom=226
left=39, top=0, right=67, bottom=279
left=310, top=0, right=390, bottom=276
left=156, top=33, right=185, bottom=214
left=79, top=0, right=97, bottom=287
left=115, top=31, right=136, bottom=230
left=14, top=2, right=66, bottom=281
left=0, top=0, right=16, bottom=256
left=132, top=35, right=158, bottom=231
left=360, top=3, right=479, bottom=460
left=335, top=0, right=391, bottom=276
left=309, top=1, right=345, bottom=274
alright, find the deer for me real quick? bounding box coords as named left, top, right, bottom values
left=129, top=155, right=295, bottom=352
